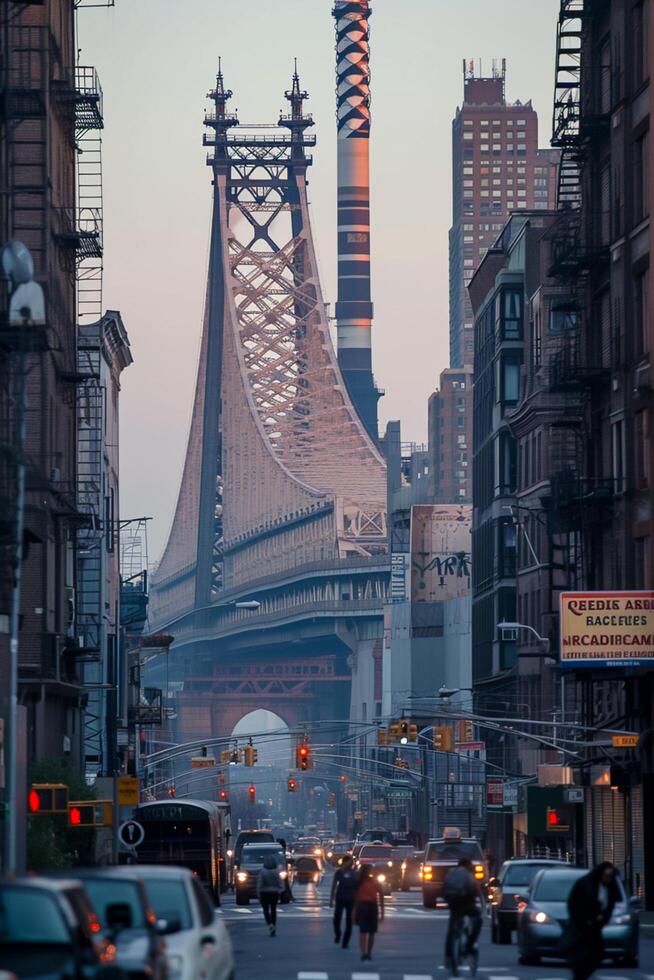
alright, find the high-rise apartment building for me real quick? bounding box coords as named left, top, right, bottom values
left=449, top=61, right=559, bottom=369
left=428, top=366, right=473, bottom=503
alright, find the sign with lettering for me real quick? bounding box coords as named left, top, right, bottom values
left=410, top=505, right=471, bottom=603
left=560, top=591, right=654, bottom=667
left=390, top=553, right=409, bottom=602
left=611, top=734, right=639, bottom=748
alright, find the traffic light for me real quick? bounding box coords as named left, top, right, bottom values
left=458, top=720, right=475, bottom=743
left=434, top=724, right=455, bottom=752
left=287, top=777, right=298, bottom=793
left=327, top=792, right=336, bottom=807
left=68, top=800, right=113, bottom=828
left=220, top=750, right=231, bottom=764
left=218, top=788, right=229, bottom=801
left=546, top=806, right=570, bottom=832
left=388, top=721, right=402, bottom=743
left=296, top=741, right=311, bottom=770
left=377, top=728, right=388, bottom=746
left=244, top=745, right=258, bottom=767
left=248, top=785, right=256, bottom=804
left=28, top=783, right=68, bottom=814
left=339, top=774, right=348, bottom=782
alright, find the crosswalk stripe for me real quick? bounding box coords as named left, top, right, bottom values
left=297, top=973, right=328, bottom=980
left=351, top=973, right=380, bottom=980
left=404, top=975, right=434, bottom=979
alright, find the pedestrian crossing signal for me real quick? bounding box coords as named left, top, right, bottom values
left=28, top=784, right=68, bottom=814
left=68, top=800, right=113, bottom=828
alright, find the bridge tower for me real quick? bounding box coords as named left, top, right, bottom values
left=148, top=65, right=387, bottom=740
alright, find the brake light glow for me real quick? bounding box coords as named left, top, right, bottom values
left=474, top=863, right=485, bottom=880
left=517, top=900, right=527, bottom=913
left=422, top=866, right=433, bottom=880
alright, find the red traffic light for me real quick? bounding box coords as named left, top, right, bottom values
left=69, top=806, right=82, bottom=826
left=219, top=788, right=229, bottom=801
left=287, top=778, right=297, bottom=793
left=296, top=743, right=311, bottom=770
left=28, top=789, right=41, bottom=813
left=248, top=785, right=256, bottom=802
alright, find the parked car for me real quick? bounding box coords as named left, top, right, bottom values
left=421, top=827, right=486, bottom=908
left=353, top=843, right=395, bottom=895
left=517, top=866, right=640, bottom=967
left=74, top=869, right=169, bottom=978
left=120, top=866, right=234, bottom=980
left=235, top=843, right=293, bottom=906
left=398, top=848, right=425, bottom=892
left=488, top=858, right=568, bottom=944
left=0, top=877, right=123, bottom=979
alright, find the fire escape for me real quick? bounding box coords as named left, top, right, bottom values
left=547, top=0, right=613, bottom=583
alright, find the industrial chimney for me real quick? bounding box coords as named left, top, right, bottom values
left=332, top=0, right=380, bottom=443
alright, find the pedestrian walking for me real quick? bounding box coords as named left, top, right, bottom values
left=256, top=854, right=285, bottom=937
left=353, top=863, right=384, bottom=962
left=567, top=862, right=620, bottom=980
left=329, top=853, right=357, bottom=949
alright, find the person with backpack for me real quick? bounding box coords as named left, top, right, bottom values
left=443, top=857, right=483, bottom=972
left=329, top=853, right=358, bottom=948
left=256, top=854, right=285, bottom=936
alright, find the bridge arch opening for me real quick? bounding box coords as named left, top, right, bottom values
left=231, top=709, right=292, bottom=769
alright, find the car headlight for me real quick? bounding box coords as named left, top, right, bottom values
left=280, top=870, right=288, bottom=879
left=376, top=873, right=386, bottom=883
left=401, top=862, right=406, bottom=871
left=612, top=913, right=632, bottom=925
left=528, top=910, right=554, bottom=925
left=387, top=861, right=393, bottom=867
left=327, top=851, right=333, bottom=858
left=237, top=872, right=248, bottom=882
left=167, top=954, right=184, bottom=980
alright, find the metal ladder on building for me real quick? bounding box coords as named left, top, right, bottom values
left=75, top=66, right=104, bottom=324
left=77, top=344, right=105, bottom=778
left=552, top=0, right=584, bottom=209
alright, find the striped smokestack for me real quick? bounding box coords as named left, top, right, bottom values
left=333, top=0, right=380, bottom=443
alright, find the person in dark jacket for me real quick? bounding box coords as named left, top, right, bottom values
left=329, top=853, right=357, bottom=948
left=567, top=862, right=620, bottom=980
left=256, top=854, right=285, bottom=937
left=443, top=858, right=483, bottom=971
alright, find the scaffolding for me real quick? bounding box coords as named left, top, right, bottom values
left=120, top=518, right=150, bottom=635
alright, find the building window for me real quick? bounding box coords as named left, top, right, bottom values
left=549, top=303, right=578, bottom=334
left=497, top=288, right=522, bottom=339
left=634, top=131, right=649, bottom=223
left=634, top=0, right=650, bottom=88
left=635, top=268, right=650, bottom=357
left=500, top=356, right=521, bottom=404
left=498, top=519, right=517, bottom=577
left=635, top=411, right=650, bottom=489
left=463, top=132, right=474, bottom=140
left=611, top=419, right=625, bottom=493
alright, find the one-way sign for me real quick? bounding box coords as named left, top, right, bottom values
left=118, top=819, right=145, bottom=848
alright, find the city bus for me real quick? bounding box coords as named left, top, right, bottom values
left=132, top=799, right=231, bottom=904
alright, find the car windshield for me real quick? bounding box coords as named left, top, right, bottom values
left=242, top=848, right=283, bottom=864
left=503, top=864, right=563, bottom=886
left=360, top=846, right=392, bottom=858
left=83, top=879, right=146, bottom=929
left=140, top=878, right=192, bottom=931
left=425, top=841, right=482, bottom=861
left=533, top=871, right=584, bottom=901
left=0, top=889, right=70, bottom=944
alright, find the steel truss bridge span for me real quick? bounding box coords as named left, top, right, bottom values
left=148, top=65, right=388, bottom=740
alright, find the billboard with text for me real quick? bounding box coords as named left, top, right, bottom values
left=560, top=591, right=654, bottom=667
left=410, top=504, right=471, bottom=602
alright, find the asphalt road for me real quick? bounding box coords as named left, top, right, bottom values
left=218, top=870, right=654, bottom=980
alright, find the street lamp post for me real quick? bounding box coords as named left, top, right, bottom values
left=497, top=620, right=552, bottom=656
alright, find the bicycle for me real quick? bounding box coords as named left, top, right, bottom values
left=448, top=911, right=479, bottom=977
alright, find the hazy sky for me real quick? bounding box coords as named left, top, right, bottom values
left=79, top=0, right=559, bottom=563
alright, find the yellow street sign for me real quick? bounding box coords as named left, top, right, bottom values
left=611, top=734, right=639, bottom=748
left=117, top=776, right=139, bottom=806
left=191, top=756, right=216, bottom=768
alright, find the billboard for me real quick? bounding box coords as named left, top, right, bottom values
left=560, top=591, right=654, bottom=667
left=410, top=504, right=471, bottom=602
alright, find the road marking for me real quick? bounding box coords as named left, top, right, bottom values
left=234, top=907, right=253, bottom=914
left=297, top=974, right=328, bottom=980
left=351, top=974, right=380, bottom=980
left=404, top=975, right=434, bottom=980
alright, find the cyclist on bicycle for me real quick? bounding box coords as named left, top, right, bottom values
left=443, top=857, right=483, bottom=974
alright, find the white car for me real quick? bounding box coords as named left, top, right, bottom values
left=123, top=865, right=234, bottom=980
